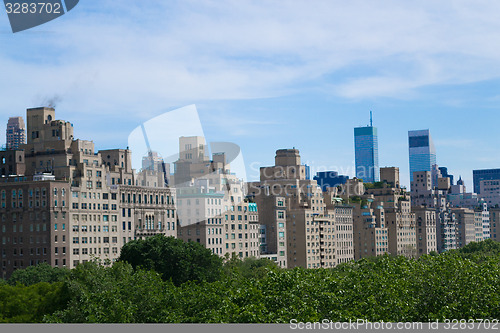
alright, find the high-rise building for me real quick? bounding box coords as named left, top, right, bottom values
left=479, top=180, right=500, bottom=207
left=413, top=207, right=437, bottom=256
left=473, top=168, right=500, bottom=194
left=408, top=129, right=436, bottom=182
left=411, top=171, right=458, bottom=253
left=249, top=148, right=354, bottom=269
left=354, top=112, right=379, bottom=183
left=6, top=117, right=26, bottom=150
left=350, top=189, right=389, bottom=260
left=452, top=208, right=476, bottom=248
left=0, top=107, right=177, bottom=278
left=365, top=168, right=417, bottom=258
left=489, top=207, right=500, bottom=242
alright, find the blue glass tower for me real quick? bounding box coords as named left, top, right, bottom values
left=408, top=129, right=437, bottom=182
left=354, top=113, right=379, bottom=183
left=473, top=169, right=500, bottom=194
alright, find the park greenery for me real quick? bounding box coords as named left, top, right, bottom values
left=0, top=235, right=499, bottom=323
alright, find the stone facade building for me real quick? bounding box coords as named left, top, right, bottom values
left=1, top=107, right=176, bottom=278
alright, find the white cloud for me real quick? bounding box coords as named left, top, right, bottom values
left=2, top=0, right=500, bottom=119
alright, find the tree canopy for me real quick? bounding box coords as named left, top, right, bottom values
left=118, top=235, right=223, bottom=286
left=1, top=239, right=500, bottom=323
left=8, top=263, right=70, bottom=287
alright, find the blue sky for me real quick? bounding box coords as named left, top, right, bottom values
left=1, top=1, right=500, bottom=189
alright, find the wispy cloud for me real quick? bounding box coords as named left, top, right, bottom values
left=2, top=0, right=500, bottom=119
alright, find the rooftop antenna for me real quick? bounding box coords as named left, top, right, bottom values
left=370, top=110, right=373, bottom=127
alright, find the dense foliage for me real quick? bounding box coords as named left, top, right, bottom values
left=8, top=263, right=70, bottom=286
left=118, top=235, right=223, bottom=286
left=0, top=239, right=499, bottom=323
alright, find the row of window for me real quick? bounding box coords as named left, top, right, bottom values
left=73, top=225, right=118, bottom=233
left=73, top=214, right=117, bottom=222
left=72, top=236, right=118, bottom=244
left=2, top=235, right=48, bottom=244
left=1, top=188, right=66, bottom=200
left=73, top=203, right=116, bottom=210
left=72, top=247, right=119, bottom=255
left=72, top=192, right=117, bottom=200
left=121, top=193, right=173, bottom=205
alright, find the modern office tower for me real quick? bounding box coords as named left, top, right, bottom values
left=413, top=207, right=437, bottom=256
left=6, top=117, right=26, bottom=150
left=248, top=148, right=354, bottom=269
left=313, top=171, right=349, bottom=191
left=408, top=129, right=437, bottom=183
left=0, top=107, right=177, bottom=278
left=473, top=169, right=500, bottom=195
left=354, top=113, right=379, bottom=183
left=365, top=168, right=417, bottom=258
left=411, top=171, right=458, bottom=253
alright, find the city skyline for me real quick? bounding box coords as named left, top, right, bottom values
left=0, top=108, right=494, bottom=193
left=2, top=1, right=500, bottom=191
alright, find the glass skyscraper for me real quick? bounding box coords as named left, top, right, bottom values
left=473, top=169, right=500, bottom=194
left=408, top=129, right=437, bottom=182
left=354, top=126, right=379, bottom=183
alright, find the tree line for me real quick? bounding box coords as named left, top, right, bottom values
left=1, top=236, right=500, bottom=323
